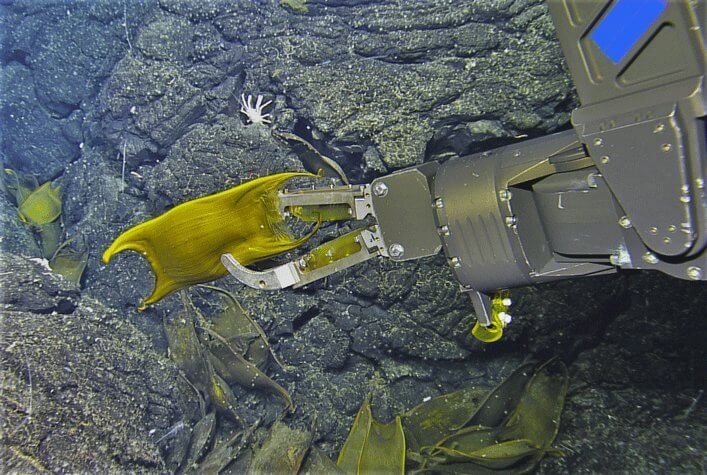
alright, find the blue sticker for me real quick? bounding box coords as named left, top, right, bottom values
left=590, top=0, right=668, bottom=64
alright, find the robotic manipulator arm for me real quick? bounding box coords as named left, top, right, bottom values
left=223, top=0, right=706, bottom=339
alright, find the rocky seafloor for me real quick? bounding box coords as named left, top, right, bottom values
left=1, top=0, right=704, bottom=473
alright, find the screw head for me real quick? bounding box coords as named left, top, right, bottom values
left=438, top=225, right=450, bottom=236
left=687, top=266, right=703, bottom=280
left=618, top=216, right=632, bottom=229
left=499, top=189, right=512, bottom=201
left=504, top=215, right=517, bottom=227
left=642, top=252, right=659, bottom=264
left=372, top=181, right=388, bottom=197
left=389, top=243, right=404, bottom=258
left=593, top=137, right=603, bottom=146
left=434, top=198, right=444, bottom=208
left=450, top=256, right=461, bottom=268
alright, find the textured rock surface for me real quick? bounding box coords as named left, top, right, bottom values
left=0, top=0, right=704, bottom=473
left=537, top=272, right=706, bottom=474
left=0, top=191, right=40, bottom=258
left=0, top=0, right=152, bottom=182
left=0, top=252, right=197, bottom=472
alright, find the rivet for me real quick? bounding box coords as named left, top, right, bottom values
left=686, top=266, right=703, bottom=280
left=498, top=189, right=512, bottom=201
left=434, top=198, right=444, bottom=208
left=504, top=216, right=517, bottom=227
left=653, top=123, right=665, bottom=133
left=450, top=256, right=462, bottom=268
left=372, top=181, right=388, bottom=197
left=649, top=226, right=658, bottom=234
left=661, top=143, right=672, bottom=152
left=600, top=155, right=610, bottom=164
left=438, top=225, right=450, bottom=236
left=663, top=237, right=671, bottom=244
left=642, top=252, right=659, bottom=264
left=618, top=216, right=632, bottom=229
left=680, top=195, right=691, bottom=203
left=389, top=243, right=404, bottom=258
left=593, top=138, right=603, bottom=146
left=667, top=225, right=676, bottom=233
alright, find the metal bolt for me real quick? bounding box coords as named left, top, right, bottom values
left=438, top=225, right=450, bottom=236
left=642, top=252, right=659, bottom=264
left=450, top=256, right=462, bottom=268
left=504, top=215, right=517, bottom=227
left=499, top=189, right=512, bottom=201
left=593, top=138, right=603, bottom=146
left=618, top=216, right=632, bottom=229
left=600, top=155, right=610, bottom=164
left=434, top=198, right=444, bottom=208
left=661, top=143, right=672, bottom=152
left=653, top=123, right=665, bottom=133
left=389, top=243, right=404, bottom=258
left=372, top=181, right=388, bottom=197
left=686, top=266, right=703, bottom=280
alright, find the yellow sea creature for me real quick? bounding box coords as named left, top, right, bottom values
left=103, top=172, right=317, bottom=309
left=17, top=181, right=62, bottom=225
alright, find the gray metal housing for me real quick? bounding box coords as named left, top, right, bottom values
left=369, top=0, right=705, bottom=324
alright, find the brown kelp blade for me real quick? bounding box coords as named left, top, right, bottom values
left=405, top=360, right=568, bottom=474
left=402, top=386, right=491, bottom=453
left=337, top=397, right=405, bottom=475
left=497, top=358, right=569, bottom=448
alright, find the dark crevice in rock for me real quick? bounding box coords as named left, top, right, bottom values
left=292, top=306, right=320, bottom=333
left=1, top=50, right=30, bottom=67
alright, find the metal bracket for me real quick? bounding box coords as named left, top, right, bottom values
left=467, top=290, right=492, bottom=327
left=221, top=228, right=383, bottom=290
left=279, top=184, right=374, bottom=220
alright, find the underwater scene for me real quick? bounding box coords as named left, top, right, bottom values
left=1, top=0, right=705, bottom=473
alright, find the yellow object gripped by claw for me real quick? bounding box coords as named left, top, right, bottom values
left=103, top=172, right=316, bottom=310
